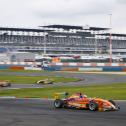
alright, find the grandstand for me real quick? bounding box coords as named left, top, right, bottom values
left=0, top=25, right=126, bottom=55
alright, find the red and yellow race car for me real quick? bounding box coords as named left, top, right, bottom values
left=54, top=92, right=120, bottom=111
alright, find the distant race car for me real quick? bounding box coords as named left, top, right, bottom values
left=0, top=80, right=11, bottom=87
left=54, top=92, right=120, bottom=111
left=36, top=79, right=53, bottom=85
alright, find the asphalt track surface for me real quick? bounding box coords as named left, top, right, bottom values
left=0, top=72, right=126, bottom=126
left=0, top=99, right=126, bottom=126
left=1, top=71, right=126, bottom=88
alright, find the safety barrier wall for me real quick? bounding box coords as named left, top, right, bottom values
left=43, top=65, right=126, bottom=72
left=0, top=65, right=42, bottom=70
left=10, top=66, right=24, bottom=70
left=47, top=62, right=126, bottom=72
left=50, top=62, right=126, bottom=67
left=102, top=67, right=123, bottom=72
left=43, top=66, right=61, bottom=71
left=24, top=67, right=42, bottom=70
left=0, top=62, right=126, bottom=72
left=61, top=68, right=79, bottom=71
left=123, top=68, right=126, bottom=72
left=0, top=62, right=41, bottom=66
left=1, top=62, right=126, bottom=67
left=0, top=65, right=10, bottom=69
left=0, top=62, right=42, bottom=70
left=78, top=67, right=103, bottom=72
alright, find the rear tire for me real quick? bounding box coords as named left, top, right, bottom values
left=89, top=101, right=98, bottom=111
left=54, top=99, right=64, bottom=108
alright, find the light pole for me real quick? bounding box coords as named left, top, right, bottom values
left=43, top=32, right=48, bottom=55
left=95, top=34, right=98, bottom=55
left=109, top=14, right=112, bottom=63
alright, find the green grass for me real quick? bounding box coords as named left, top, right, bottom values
left=0, top=69, right=47, bottom=73
left=0, top=83, right=126, bottom=100
left=0, top=75, right=79, bottom=84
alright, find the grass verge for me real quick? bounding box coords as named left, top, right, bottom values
left=0, top=83, right=126, bottom=100
left=0, top=75, right=79, bottom=84
left=0, top=69, right=50, bottom=73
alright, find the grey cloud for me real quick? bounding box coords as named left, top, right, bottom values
left=0, top=0, right=125, bottom=32
left=116, top=0, right=126, bottom=4
left=34, top=0, right=115, bottom=19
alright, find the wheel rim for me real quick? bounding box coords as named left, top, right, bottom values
left=89, top=103, right=95, bottom=110
left=54, top=101, right=60, bottom=107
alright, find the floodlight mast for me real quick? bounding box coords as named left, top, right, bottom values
left=44, top=32, right=47, bottom=55
left=109, top=14, right=112, bottom=63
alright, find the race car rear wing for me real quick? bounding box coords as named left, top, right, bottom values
left=54, top=92, right=69, bottom=99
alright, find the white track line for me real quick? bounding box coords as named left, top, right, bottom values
left=0, top=97, right=125, bottom=101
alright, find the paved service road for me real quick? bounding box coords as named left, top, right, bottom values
left=0, top=99, right=125, bottom=126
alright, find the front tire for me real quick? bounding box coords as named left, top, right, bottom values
left=54, top=99, right=64, bottom=108
left=109, top=100, right=120, bottom=110
left=109, top=100, right=116, bottom=106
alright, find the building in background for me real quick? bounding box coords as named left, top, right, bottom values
left=0, top=52, right=35, bottom=62
left=0, top=25, right=126, bottom=55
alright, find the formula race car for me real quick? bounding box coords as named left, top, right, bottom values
left=0, top=80, right=11, bottom=87
left=54, top=92, right=120, bottom=111
left=36, top=78, right=54, bottom=85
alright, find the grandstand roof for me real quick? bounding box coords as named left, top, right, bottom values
left=42, top=25, right=109, bottom=31
left=89, top=27, right=110, bottom=31
left=0, top=27, right=53, bottom=32
left=42, top=25, right=82, bottom=30
left=48, top=31, right=94, bottom=37
left=97, top=33, right=126, bottom=37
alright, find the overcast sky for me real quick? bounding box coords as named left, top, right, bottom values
left=0, top=0, right=126, bottom=33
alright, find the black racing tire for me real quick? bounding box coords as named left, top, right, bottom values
left=54, top=99, right=64, bottom=108
left=8, top=83, right=11, bottom=87
left=109, top=100, right=116, bottom=106
left=49, top=82, right=53, bottom=84
left=109, top=100, right=120, bottom=110
left=89, top=101, right=98, bottom=111
left=36, top=81, right=44, bottom=84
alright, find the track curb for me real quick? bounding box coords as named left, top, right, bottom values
left=0, top=97, right=126, bottom=101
